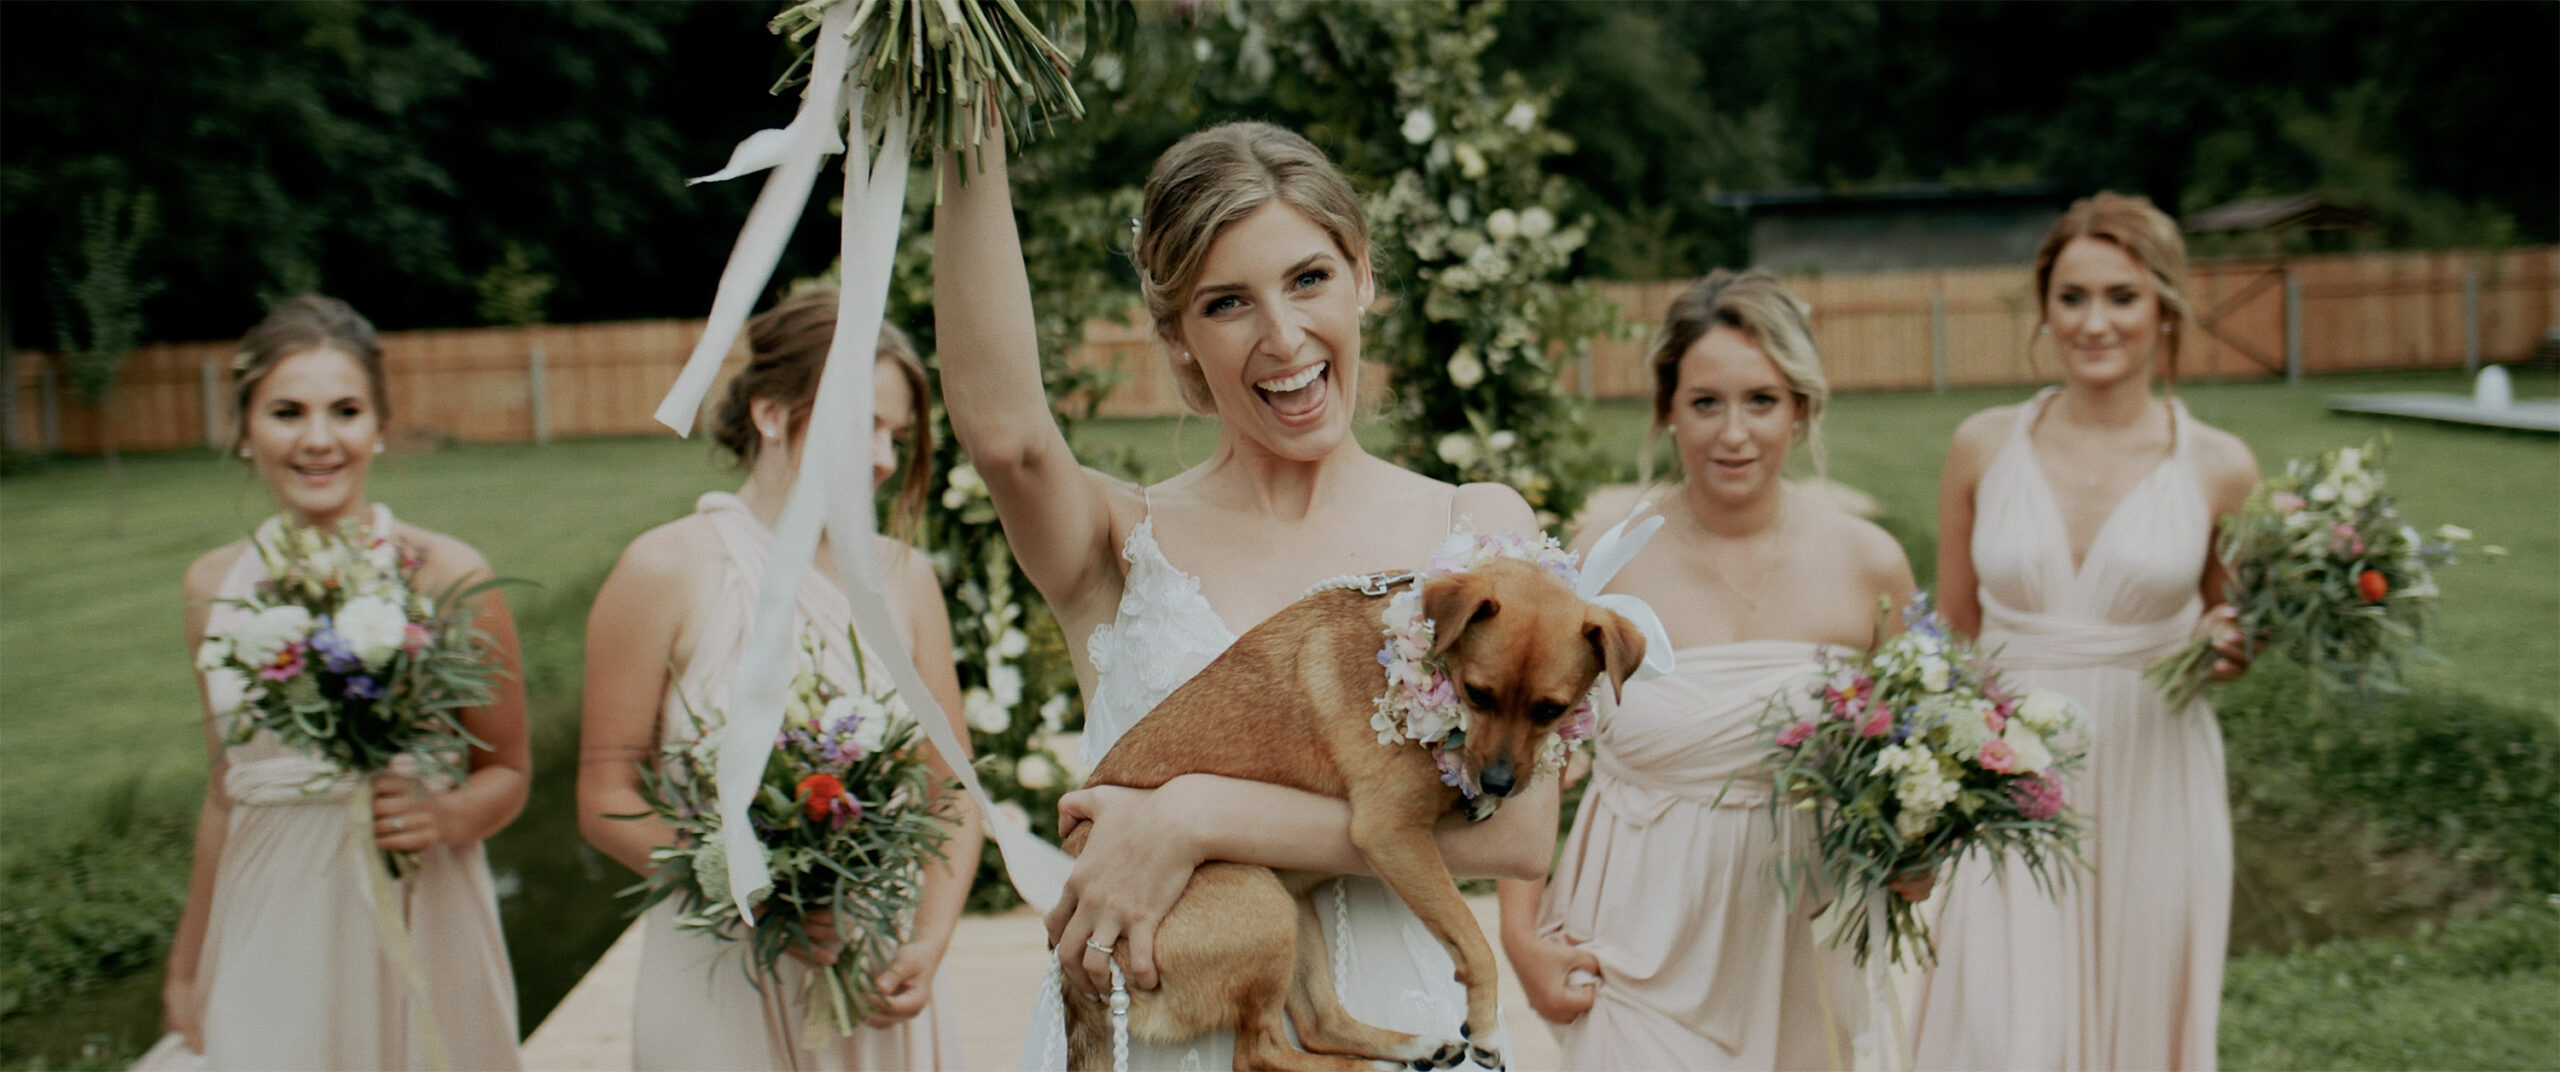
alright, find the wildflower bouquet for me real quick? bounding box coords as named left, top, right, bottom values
left=2146, top=442, right=2476, bottom=709
left=629, top=628, right=955, bottom=1039
left=195, top=518, right=503, bottom=876
left=767, top=0, right=1089, bottom=160
left=1764, top=597, right=2088, bottom=967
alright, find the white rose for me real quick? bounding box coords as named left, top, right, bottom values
left=850, top=707, right=893, bottom=755
left=196, top=636, right=232, bottom=672
left=1401, top=107, right=1436, bottom=145
left=204, top=667, right=253, bottom=719
left=1504, top=101, right=1537, bottom=133
left=1015, top=752, right=1060, bottom=790
left=963, top=688, right=1011, bottom=733
left=1437, top=433, right=1481, bottom=468
left=1485, top=208, right=1519, bottom=240
left=1446, top=350, right=1486, bottom=389
left=1039, top=692, right=1071, bottom=732
left=995, top=628, right=1030, bottom=659
left=334, top=595, right=409, bottom=669
left=233, top=605, right=314, bottom=666
left=2001, top=721, right=2054, bottom=774
left=822, top=694, right=859, bottom=733
left=1453, top=144, right=1487, bottom=179
left=2015, top=689, right=2078, bottom=735
left=1519, top=207, right=1556, bottom=239
left=988, top=662, right=1023, bottom=708
left=1920, top=657, right=1951, bottom=693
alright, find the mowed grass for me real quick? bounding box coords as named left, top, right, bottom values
left=4, top=368, right=2553, bottom=839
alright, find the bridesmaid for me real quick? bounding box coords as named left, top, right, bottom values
left=164, top=295, right=529, bottom=1070
left=1497, top=270, right=1917, bottom=1069
left=1913, top=192, right=2258, bottom=1070
left=578, top=290, right=982, bottom=1070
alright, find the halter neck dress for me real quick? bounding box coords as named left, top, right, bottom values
left=1912, top=389, right=2230, bottom=1071
left=1018, top=501, right=1476, bottom=1071
left=1537, top=640, right=1864, bottom=1069
left=630, top=492, right=962, bottom=1071
left=195, top=504, right=521, bottom=1071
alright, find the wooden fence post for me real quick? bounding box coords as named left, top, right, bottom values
left=1930, top=290, right=1948, bottom=393
left=200, top=354, right=224, bottom=450
left=529, top=339, right=551, bottom=445
left=2463, top=267, right=2482, bottom=375
left=2283, top=269, right=2302, bottom=385
left=37, top=360, right=60, bottom=452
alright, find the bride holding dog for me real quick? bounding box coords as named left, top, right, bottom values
left=1499, top=270, right=1919, bottom=1069
left=934, top=121, right=1596, bottom=1070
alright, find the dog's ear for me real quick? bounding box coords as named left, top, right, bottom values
left=1421, top=572, right=1500, bottom=657
left=1584, top=606, right=1647, bottom=702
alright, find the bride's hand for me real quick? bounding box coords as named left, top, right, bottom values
left=1046, top=783, right=1203, bottom=999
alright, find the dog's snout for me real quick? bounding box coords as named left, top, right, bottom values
left=1478, top=759, right=1517, bottom=798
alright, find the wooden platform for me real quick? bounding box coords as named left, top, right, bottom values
left=2326, top=392, right=2560, bottom=433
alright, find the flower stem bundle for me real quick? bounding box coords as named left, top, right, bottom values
left=769, top=0, right=1088, bottom=160
left=2146, top=441, right=2477, bottom=709
left=1762, top=595, right=2089, bottom=967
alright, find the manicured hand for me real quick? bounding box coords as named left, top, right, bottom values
left=864, top=938, right=945, bottom=1026
left=788, top=907, right=844, bottom=967
left=1048, top=784, right=1197, bottom=998
left=2198, top=605, right=2255, bottom=682
left=371, top=773, right=443, bottom=852
left=1506, top=928, right=1600, bottom=1025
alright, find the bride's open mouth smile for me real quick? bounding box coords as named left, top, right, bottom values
left=1253, top=361, right=1330, bottom=423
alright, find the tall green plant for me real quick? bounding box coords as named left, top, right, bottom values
left=47, top=187, right=161, bottom=533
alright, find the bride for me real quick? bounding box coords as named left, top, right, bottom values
left=933, top=121, right=1555, bottom=1068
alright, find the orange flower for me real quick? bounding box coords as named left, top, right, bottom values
left=796, top=773, right=846, bottom=824
left=2357, top=569, right=2389, bottom=603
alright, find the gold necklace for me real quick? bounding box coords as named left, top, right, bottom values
left=1688, top=495, right=1789, bottom=611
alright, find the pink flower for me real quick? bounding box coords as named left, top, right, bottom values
left=1777, top=721, right=1817, bottom=748
left=1418, top=672, right=1456, bottom=709
left=1559, top=700, right=1598, bottom=742
left=2007, top=774, right=2065, bottom=821
left=257, top=644, right=307, bottom=682
left=2272, top=492, right=2306, bottom=514
left=1976, top=738, right=2018, bottom=773
left=401, top=622, right=433, bottom=658
left=1857, top=702, right=1892, bottom=739
left=1987, top=701, right=2012, bottom=735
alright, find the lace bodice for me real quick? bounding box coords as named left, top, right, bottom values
left=1080, top=518, right=1239, bottom=770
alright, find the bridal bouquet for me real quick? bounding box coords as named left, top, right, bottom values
left=2146, top=441, right=2477, bottom=709
left=629, top=628, right=955, bottom=1038
left=1763, top=596, right=2088, bottom=967
left=195, top=518, right=503, bottom=876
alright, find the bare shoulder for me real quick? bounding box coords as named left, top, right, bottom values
left=870, top=533, right=941, bottom=592
left=1450, top=478, right=1537, bottom=535
left=1799, top=491, right=1915, bottom=589
left=185, top=539, right=253, bottom=603
left=1567, top=485, right=1650, bottom=553
left=609, top=514, right=718, bottom=585
left=2187, top=418, right=2260, bottom=481
left=391, top=522, right=496, bottom=591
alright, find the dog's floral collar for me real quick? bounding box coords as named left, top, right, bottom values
left=1369, top=528, right=1598, bottom=811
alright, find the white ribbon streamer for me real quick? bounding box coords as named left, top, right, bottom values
left=1575, top=499, right=1677, bottom=684
left=654, top=1, right=855, bottom=436
left=702, top=76, right=1069, bottom=923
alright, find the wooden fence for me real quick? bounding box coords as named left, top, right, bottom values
left=10, top=247, right=2554, bottom=454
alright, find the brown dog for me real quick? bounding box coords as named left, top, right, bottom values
left=1061, top=557, right=1646, bottom=1071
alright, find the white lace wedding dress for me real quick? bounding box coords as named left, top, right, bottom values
left=1018, top=516, right=1474, bottom=1070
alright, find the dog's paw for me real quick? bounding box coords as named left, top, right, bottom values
left=1458, top=1022, right=1508, bottom=1070
left=1402, top=1034, right=1467, bottom=1071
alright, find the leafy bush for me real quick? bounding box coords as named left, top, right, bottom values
left=0, top=780, right=190, bottom=1021
left=2221, top=898, right=2560, bottom=1069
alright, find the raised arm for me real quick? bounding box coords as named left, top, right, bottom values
left=932, top=132, right=1125, bottom=625
left=1936, top=409, right=2004, bottom=638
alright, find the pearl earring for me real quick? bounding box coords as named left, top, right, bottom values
left=237, top=446, right=252, bottom=459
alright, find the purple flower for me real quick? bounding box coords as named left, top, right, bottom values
left=343, top=675, right=383, bottom=700
left=309, top=622, right=362, bottom=675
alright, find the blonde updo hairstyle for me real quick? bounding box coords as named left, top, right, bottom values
left=712, top=288, right=933, bottom=537
left=2033, top=191, right=2194, bottom=386
left=1641, top=268, right=1830, bottom=484
left=230, top=294, right=389, bottom=453
left=1132, top=121, right=1372, bottom=414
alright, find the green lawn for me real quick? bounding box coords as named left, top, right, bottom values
left=1, top=367, right=2554, bottom=1067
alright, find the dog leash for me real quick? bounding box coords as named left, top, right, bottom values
left=1303, top=569, right=1421, bottom=597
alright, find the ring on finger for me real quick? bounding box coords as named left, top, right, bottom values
left=389, top=816, right=407, bottom=832
left=1084, top=937, right=1113, bottom=955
